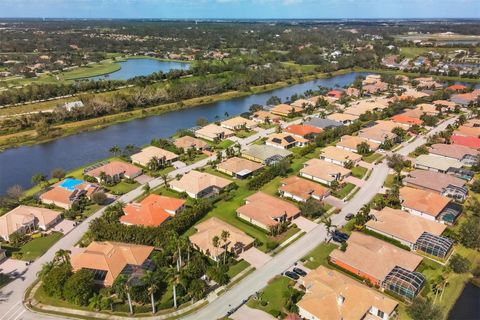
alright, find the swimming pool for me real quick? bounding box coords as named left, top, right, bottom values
left=59, top=178, right=84, bottom=191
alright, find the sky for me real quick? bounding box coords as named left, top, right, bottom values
left=1, top=0, right=479, bottom=19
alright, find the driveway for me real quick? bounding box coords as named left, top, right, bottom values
left=231, top=305, right=276, bottom=320
left=51, top=219, right=75, bottom=235
left=344, top=176, right=365, bottom=187
left=323, top=195, right=345, bottom=209
left=134, top=174, right=154, bottom=184
left=238, top=247, right=271, bottom=269
left=293, top=216, right=317, bottom=232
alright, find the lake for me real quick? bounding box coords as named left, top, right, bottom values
left=0, top=72, right=367, bottom=194
left=448, top=282, right=480, bottom=320
left=87, top=58, right=191, bottom=81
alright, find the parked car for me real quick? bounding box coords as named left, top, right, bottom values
left=284, top=271, right=300, bottom=280
left=293, top=267, right=307, bottom=277
left=345, top=213, right=355, bottom=221
left=332, top=230, right=349, bottom=243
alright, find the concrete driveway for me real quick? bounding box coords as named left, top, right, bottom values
left=323, top=195, right=345, bottom=209
left=344, top=176, right=365, bottom=187
left=0, top=258, right=28, bottom=276
left=134, top=174, right=154, bottom=184
left=239, top=247, right=271, bottom=269
left=51, top=219, right=75, bottom=234
left=231, top=305, right=276, bottom=320
left=293, top=216, right=317, bottom=232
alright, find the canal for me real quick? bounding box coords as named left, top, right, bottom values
left=0, top=72, right=367, bottom=194
left=448, top=282, right=480, bottom=320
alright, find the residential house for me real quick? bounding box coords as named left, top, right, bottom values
left=265, top=133, right=309, bottom=149
left=40, top=178, right=99, bottom=210
left=284, top=124, right=322, bottom=140
left=329, top=232, right=424, bottom=298
left=300, top=159, right=351, bottom=186
left=70, top=241, right=155, bottom=286
left=220, top=116, right=257, bottom=131
left=270, top=104, right=302, bottom=117
left=366, top=207, right=452, bottom=259
left=291, top=99, right=315, bottom=109
left=450, top=89, right=480, bottom=106
left=358, top=124, right=397, bottom=145
left=242, top=145, right=292, bottom=165
left=336, top=135, right=380, bottom=153
left=120, top=194, right=185, bottom=227
left=414, top=154, right=463, bottom=173
left=278, top=176, right=330, bottom=202
left=344, top=87, right=360, bottom=97
left=216, top=157, right=263, bottom=179
left=453, top=125, right=480, bottom=138
left=174, top=136, right=210, bottom=151
left=131, top=146, right=178, bottom=168
left=451, top=135, right=480, bottom=150
left=0, top=205, right=61, bottom=242
left=326, top=112, right=359, bottom=125
left=447, top=84, right=468, bottom=92
left=391, top=114, right=423, bottom=128
left=403, top=170, right=468, bottom=202
left=169, top=170, right=232, bottom=199
left=399, top=187, right=461, bottom=223
left=85, top=161, right=142, bottom=183
left=327, top=90, right=342, bottom=99
left=195, top=124, right=234, bottom=142
left=429, top=143, right=479, bottom=166
left=303, top=118, right=343, bottom=130
left=251, top=110, right=281, bottom=124
left=236, top=192, right=300, bottom=231
left=320, top=146, right=362, bottom=167
left=464, top=118, right=480, bottom=128
left=189, top=217, right=254, bottom=261
left=297, top=266, right=398, bottom=320
left=433, top=100, right=457, bottom=111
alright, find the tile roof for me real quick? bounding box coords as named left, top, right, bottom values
left=391, top=114, right=423, bottom=126
left=300, top=159, right=351, bottom=183
left=279, top=176, right=329, bottom=201
left=270, top=104, right=302, bottom=116
left=429, top=143, right=479, bottom=160
left=169, top=170, right=232, bottom=195
left=336, top=135, right=380, bottom=152
left=329, top=232, right=423, bottom=282
left=220, top=116, right=257, bottom=129
left=451, top=135, right=480, bottom=149
left=217, top=157, right=264, bottom=175
left=326, top=113, right=359, bottom=123
left=0, top=205, right=61, bottom=239
left=189, top=217, right=254, bottom=258
left=242, top=145, right=292, bottom=162
left=403, top=169, right=466, bottom=194
left=415, top=154, right=463, bottom=172
left=366, top=207, right=446, bottom=244
left=291, top=99, right=315, bottom=108
left=86, top=161, right=142, bottom=178
left=174, top=136, right=209, bottom=150
left=252, top=110, right=281, bottom=122
left=266, top=132, right=308, bottom=147
left=284, top=124, right=322, bottom=138
left=304, top=118, right=343, bottom=129
left=400, top=186, right=451, bottom=218
left=120, top=194, right=185, bottom=227
left=237, top=192, right=300, bottom=227
left=130, top=146, right=178, bottom=166
left=71, top=241, right=154, bottom=286
left=195, top=124, right=234, bottom=140
left=298, top=266, right=398, bottom=320
left=320, top=146, right=362, bottom=163
left=453, top=125, right=480, bottom=138
left=40, top=180, right=99, bottom=206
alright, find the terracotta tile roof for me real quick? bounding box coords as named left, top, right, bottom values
left=217, top=157, right=263, bottom=175
left=453, top=125, right=480, bottom=138
left=429, top=143, right=479, bottom=160
left=284, top=124, right=322, bottom=138
left=220, top=116, right=257, bottom=130
left=270, top=104, right=302, bottom=116
left=433, top=100, right=457, bottom=109
left=86, top=161, right=142, bottom=178
left=415, top=154, right=463, bottom=172
left=236, top=192, right=300, bottom=227
left=358, top=124, right=396, bottom=143
left=300, top=159, right=351, bottom=183
left=252, top=110, right=281, bottom=122
left=279, top=176, right=329, bottom=201
left=366, top=207, right=446, bottom=244
left=0, top=205, right=61, bottom=240
left=400, top=186, right=451, bottom=218
left=451, top=135, right=480, bottom=149
left=329, top=232, right=423, bottom=282
left=120, top=194, right=185, bottom=227
left=169, top=170, right=232, bottom=195
left=195, top=124, right=234, bottom=140
left=298, top=266, right=398, bottom=320
left=71, top=241, right=154, bottom=286
left=174, top=136, right=209, bottom=150
left=464, top=118, right=480, bottom=128
left=189, top=217, right=254, bottom=258
left=391, top=114, right=423, bottom=126
left=447, top=84, right=468, bottom=92
left=320, top=146, right=362, bottom=164
left=327, top=113, right=359, bottom=123
left=40, top=180, right=99, bottom=206
left=327, top=90, right=342, bottom=99
left=131, top=146, right=178, bottom=166
left=291, top=99, right=315, bottom=108
left=336, top=135, right=380, bottom=152
left=266, top=132, right=308, bottom=147
left=404, top=170, right=465, bottom=194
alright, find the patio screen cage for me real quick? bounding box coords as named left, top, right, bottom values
left=383, top=266, right=425, bottom=300
left=415, top=232, right=454, bottom=259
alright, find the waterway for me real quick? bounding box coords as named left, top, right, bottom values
left=0, top=72, right=367, bottom=194
left=448, top=282, right=480, bottom=320
left=87, top=58, right=190, bottom=81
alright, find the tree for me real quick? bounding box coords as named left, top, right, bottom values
left=42, top=264, right=72, bottom=299
left=266, top=96, right=281, bottom=106
left=386, top=154, right=409, bottom=176
left=187, top=279, right=207, bottom=302
left=64, top=269, right=95, bottom=306
left=449, top=254, right=471, bottom=273
left=161, top=174, right=169, bottom=187
left=196, top=117, right=209, bottom=127
left=142, top=183, right=151, bottom=195
left=91, top=191, right=107, bottom=205
left=37, top=261, right=54, bottom=280
left=142, top=271, right=160, bottom=314
left=113, top=275, right=133, bottom=314
left=300, top=199, right=325, bottom=219
left=458, top=216, right=480, bottom=249
left=89, top=293, right=103, bottom=311
left=147, top=156, right=160, bottom=172
left=109, top=145, right=121, bottom=157
left=407, top=297, right=443, bottom=320
left=51, top=168, right=66, bottom=181
left=323, top=217, right=336, bottom=236
left=212, top=235, right=220, bottom=265
left=249, top=104, right=263, bottom=113
left=166, top=266, right=181, bottom=309
left=54, top=249, right=71, bottom=265
left=220, top=230, right=230, bottom=265
left=356, top=142, right=370, bottom=155
left=6, top=184, right=23, bottom=201
left=31, top=172, right=47, bottom=186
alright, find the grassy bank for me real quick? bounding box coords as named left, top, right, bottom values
left=0, top=68, right=352, bottom=150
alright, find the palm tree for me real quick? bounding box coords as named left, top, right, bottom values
left=109, top=145, right=121, bottom=157
left=166, top=266, right=181, bottom=309
left=142, top=271, right=159, bottom=314
left=323, top=217, right=336, bottom=237
left=89, top=293, right=103, bottom=311
left=124, top=144, right=136, bottom=156
left=161, top=174, right=169, bottom=187
left=115, top=275, right=133, bottom=314
left=212, top=235, right=220, bottom=266
left=143, top=183, right=151, bottom=195
left=220, top=230, right=230, bottom=265
left=37, top=261, right=54, bottom=280
left=54, top=249, right=71, bottom=264
left=99, top=171, right=108, bottom=183
left=147, top=156, right=160, bottom=172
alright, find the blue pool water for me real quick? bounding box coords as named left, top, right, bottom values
left=59, top=178, right=84, bottom=191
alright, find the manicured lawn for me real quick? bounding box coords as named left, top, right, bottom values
left=301, top=242, right=338, bottom=269
left=332, top=182, right=356, bottom=199
left=247, top=276, right=299, bottom=317
left=81, top=203, right=103, bottom=218
left=235, top=130, right=255, bottom=139
left=351, top=166, right=368, bottom=179
left=18, top=232, right=63, bottom=261
left=383, top=174, right=397, bottom=189
left=362, top=152, right=384, bottom=164
left=259, top=176, right=282, bottom=196
left=227, top=260, right=250, bottom=278
left=216, top=139, right=235, bottom=149
left=107, top=181, right=139, bottom=195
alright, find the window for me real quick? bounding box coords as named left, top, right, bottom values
left=377, top=310, right=385, bottom=318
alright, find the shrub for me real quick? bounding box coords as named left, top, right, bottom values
left=449, top=254, right=471, bottom=273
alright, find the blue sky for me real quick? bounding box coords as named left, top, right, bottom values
left=1, top=0, right=479, bottom=19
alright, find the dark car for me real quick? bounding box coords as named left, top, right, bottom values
left=345, top=213, right=355, bottom=221
left=332, top=230, right=349, bottom=243
left=293, top=267, right=307, bottom=277
left=284, top=271, right=300, bottom=280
